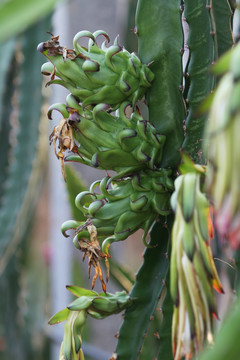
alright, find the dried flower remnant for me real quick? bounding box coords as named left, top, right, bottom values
left=62, top=220, right=109, bottom=292
left=49, top=118, right=77, bottom=180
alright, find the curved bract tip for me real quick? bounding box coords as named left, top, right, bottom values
left=61, top=220, right=81, bottom=237
left=102, top=236, right=116, bottom=256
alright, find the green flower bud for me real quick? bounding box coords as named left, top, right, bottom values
left=38, top=30, right=154, bottom=109
left=62, top=169, right=173, bottom=259
left=170, top=172, right=223, bottom=360
left=204, top=43, right=240, bottom=249
left=57, top=310, right=86, bottom=360
left=51, top=287, right=131, bottom=360
left=48, top=97, right=166, bottom=178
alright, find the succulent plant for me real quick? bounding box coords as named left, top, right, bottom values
left=37, top=30, right=154, bottom=109
left=34, top=1, right=237, bottom=358
left=62, top=169, right=174, bottom=261
left=48, top=95, right=166, bottom=179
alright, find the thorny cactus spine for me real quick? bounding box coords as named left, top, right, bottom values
left=37, top=30, right=154, bottom=109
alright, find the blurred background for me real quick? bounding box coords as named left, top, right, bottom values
left=0, top=0, right=146, bottom=359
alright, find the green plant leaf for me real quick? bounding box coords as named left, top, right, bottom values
left=115, top=217, right=171, bottom=360
left=212, top=0, right=234, bottom=58
left=108, top=259, right=135, bottom=293
left=48, top=308, right=71, bottom=325
left=136, top=0, right=186, bottom=168
left=0, top=38, right=16, bottom=129
left=66, top=285, right=98, bottom=298
left=0, top=40, right=17, bottom=199
left=68, top=296, right=93, bottom=311
left=0, top=0, right=61, bottom=43
left=182, top=0, right=215, bottom=163
left=0, top=17, right=50, bottom=274
left=157, top=273, right=173, bottom=360
left=199, top=295, right=240, bottom=360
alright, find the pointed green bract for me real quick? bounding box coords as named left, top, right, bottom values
left=62, top=170, right=173, bottom=255
left=49, top=308, right=71, bottom=325
left=48, top=97, right=166, bottom=177
left=66, top=285, right=98, bottom=298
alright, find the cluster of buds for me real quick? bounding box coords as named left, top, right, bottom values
left=38, top=31, right=174, bottom=296
left=170, top=167, right=223, bottom=360
left=49, top=286, right=132, bottom=360
left=48, top=94, right=166, bottom=179
left=204, top=42, right=240, bottom=249
left=37, top=30, right=154, bottom=109
left=62, top=170, right=174, bottom=290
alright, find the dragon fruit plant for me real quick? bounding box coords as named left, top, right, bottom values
left=38, top=1, right=240, bottom=359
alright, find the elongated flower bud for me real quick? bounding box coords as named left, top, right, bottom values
left=66, top=286, right=132, bottom=317
left=48, top=287, right=132, bottom=360
left=205, top=43, right=240, bottom=249
left=57, top=310, right=86, bottom=360
left=170, top=171, right=223, bottom=360
left=37, top=31, right=154, bottom=109
left=48, top=96, right=166, bottom=178
left=62, top=169, right=174, bottom=258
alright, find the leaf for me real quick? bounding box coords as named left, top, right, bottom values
left=48, top=308, right=71, bottom=325
left=182, top=0, right=215, bottom=164
left=136, top=0, right=185, bottom=168
left=0, top=0, right=61, bottom=43
left=108, top=258, right=135, bottom=293
left=199, top=295, right=240, bottom=360
left=66, top=285, right=98, bottom=298
left=0, top=17, right=50, bottom=273
left=212, top=0, right=234, bottom=58
left=0, top=38, right=16, bottom=130
left=211, top=49, right=232, bottom=75
left=0, top=40, right=17, bottom=199
left=68, top=296, right=93, bottom=311
left=157, top=273, right=173, bottom=360
left=115, top=217, right=171, bottom=360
